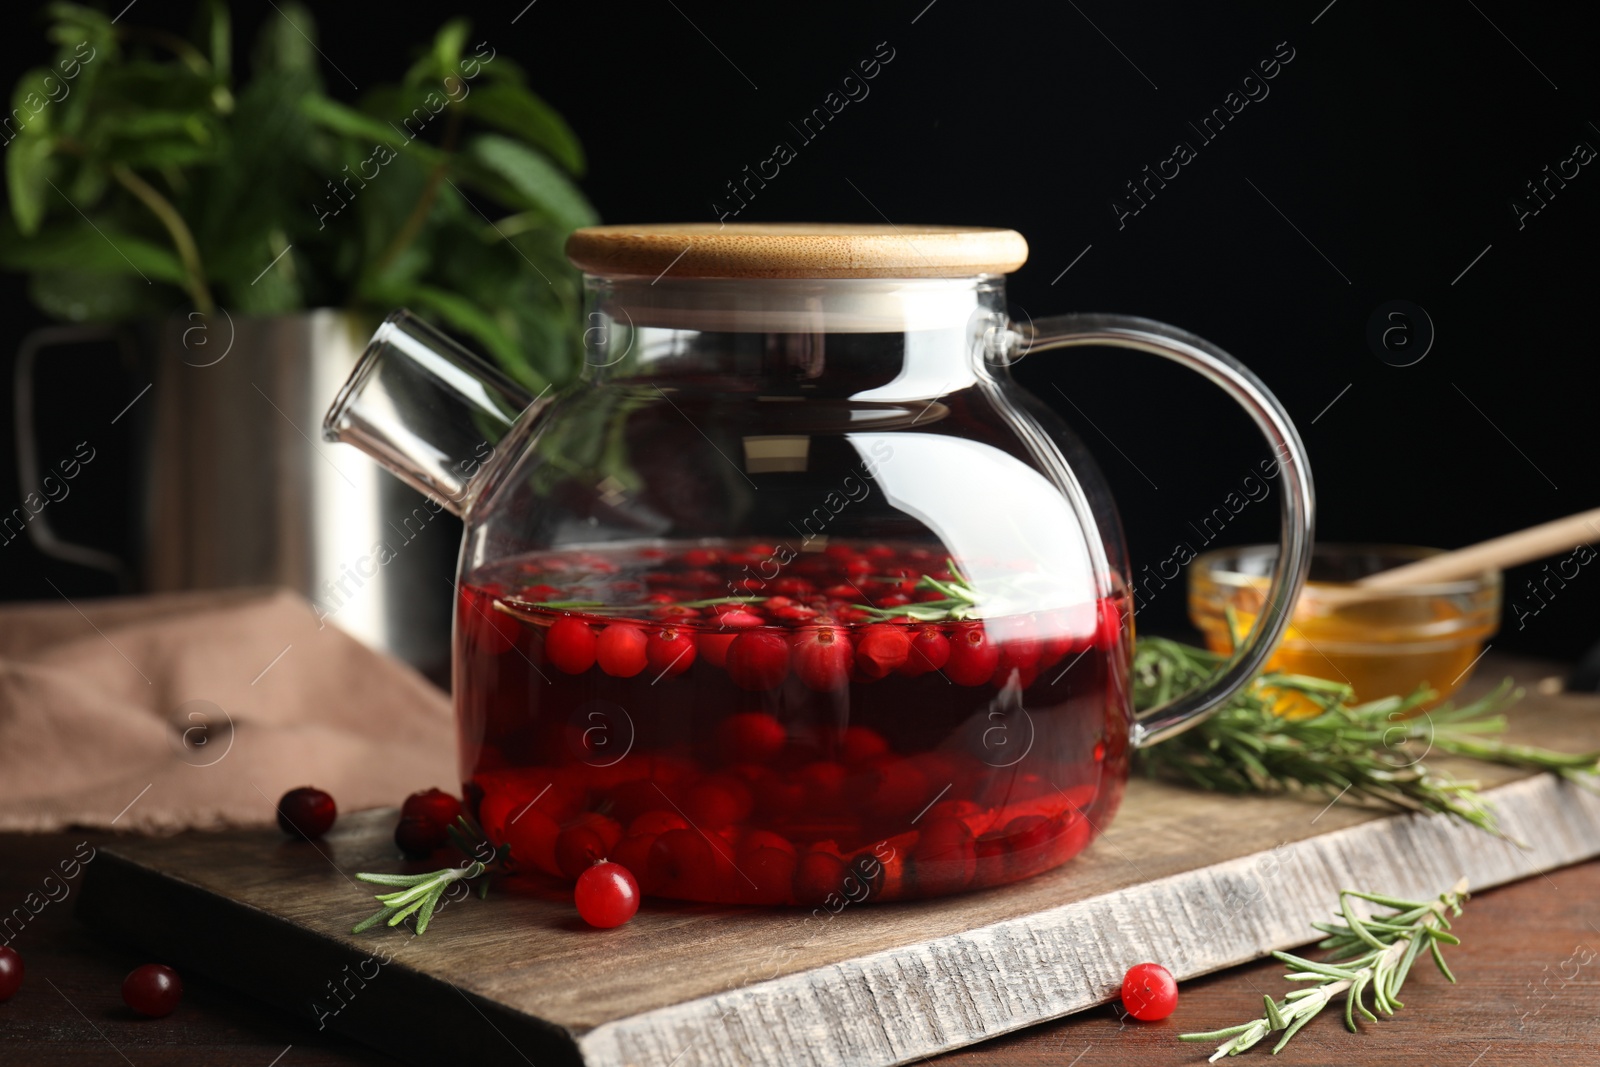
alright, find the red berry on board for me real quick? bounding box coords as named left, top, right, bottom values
left=394, top=814, right=447, bottom=858
left=401, top=788, right=462, bottom=829
left=276, top=786, right=336, bottom=839
left=944, top=624, right=1000, bottom=686
left=575, top=861, right=641, bottom=928
left=596, top=623, right=649, bottom=678
left=789, top=626, right=852, bottom=691
left=898, top=626, right=951, bottom=676
left=1121, top=962, right=1178, bottom=1021
left=122, top=964, right=183, bottom=1018
left=716, top=712, right=787, bottom=764
left=545, top=618, right=597, bottom=674
left=0, top=946, right=22, bottom=1001
left=725, top=631, right=790, bottom=690
left=854, top=624, right=911, bottom=680
left=645, top=627, right=697, bottom=677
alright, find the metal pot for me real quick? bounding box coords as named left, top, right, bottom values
left=14, top=309, right=457, bottom=677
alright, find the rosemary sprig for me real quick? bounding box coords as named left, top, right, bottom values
left=352, top=816, right=505, bottom=936
left=851, top=558, right=985, bottom=622
left=1133, top=637, right=1600, bottom=835
left=1181, top=879, right=1469, bottom=1060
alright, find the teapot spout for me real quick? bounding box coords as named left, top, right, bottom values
left=323, top=310, right=534, bottom=517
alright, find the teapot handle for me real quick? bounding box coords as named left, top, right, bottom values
left=1010, top=313, right=1315, bottom=747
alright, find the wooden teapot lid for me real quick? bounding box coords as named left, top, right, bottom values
left=565, top=223, right=1029, bottom=279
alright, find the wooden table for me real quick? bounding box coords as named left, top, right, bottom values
left=2, top=827, right=1595, bottom=1066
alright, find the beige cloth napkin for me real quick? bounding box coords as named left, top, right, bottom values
left=0, top=588, right=455, bottom=833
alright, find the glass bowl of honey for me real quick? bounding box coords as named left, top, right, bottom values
left=1188, top=544, right=1501, bottom=709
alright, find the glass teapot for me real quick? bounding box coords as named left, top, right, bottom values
left=324, top=223, right=1312, bottom=905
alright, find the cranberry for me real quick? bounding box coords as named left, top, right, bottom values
left=0, top=946, right=21, bottom=1001
left=394, top=815, right=447, bottom=858
left=740, top=829, right=797, bottom=856
left=628, top=810, right=689, bottom=837
left=502, top=806, right=561, bottom=875
left=793, top=850, right=848, bottom=905
left=556, top=824, right=612, bottom=879
left=684, top=776, right=753, bottom=827
left=789, top=626, right=852, bottom=691
left=648, top=829, right=715, bottom=899
left=575, top=861, right=641, bottom=928
left=770, top=577, right=815, bottom=597
left=714, top=712, right=785, bottom=764
left=682, top=547, right=719, bottom=567
left=725, top=631, right=790, bottom=690
left=743, top=845, right=798, bottom=904
left=854, top=624, right=911, bottom=679
left=401, top=787, right=462, bottom=829
left=276, top=786, right=336, bottom=839
left=839, top=725, right=888, bottom=764
left=864, top=759, right=928, bottom=820
left=793, top=761, right=849, bottom=810
left=1121, top=962, right=1178, bottom=1021
left=610, top=834, right=658, bottom=893
left=595, top=623, right=648, bottom=677
left=645, top=626, right=696, bottom=676
left=898, top=626, right=951, bottom=676
left=545, top=617, right=597, bottom=674
left=773, top=604, right=820, bottom=622
left=122, top=963, right=182, bottom=1017
left=944, top=624, right=999, bottom=686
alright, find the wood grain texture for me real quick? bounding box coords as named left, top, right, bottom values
left=67, top=662, right=1600, bottom=1067
left=564, top=223, right=1030, bottom=278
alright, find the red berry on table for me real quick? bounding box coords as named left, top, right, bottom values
left=122, top=963, right=183, bottom=1018
left=789, top=626, right=852, bottom=691
left=394, top=814, right=447, bottom=858
left=595, top=623, right=648, bottom=677
left=943, top=624, right=1000, bottom=686
left=898, top=625, right=951, bottom=676
left=575, top=861, right=641, bottom=928
left=725, top=631, right=790, bottom=690
left=645, top=626, right=696, bottom=677
left=854, top=624, right=911, bottom=680
left=0, top=945, right=22, bottom=1001
left=276, top=786, right=336, bottom=839
left=401, top=787, right=461, bottom=829
left=544, top=617, right=597, bottom=674
left=1121, top=962, right=1178, bottom=1021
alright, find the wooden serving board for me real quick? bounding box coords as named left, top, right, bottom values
left=78, top=662, right=1600, bottom=1067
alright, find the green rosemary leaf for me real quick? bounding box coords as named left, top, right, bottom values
left=1430, top=937, right=1456, bottom=982
left=1262, top=995, right=1286, bottom=1030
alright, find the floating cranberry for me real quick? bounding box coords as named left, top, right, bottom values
left=394, top=814, right=447, bottom=858
left=944, top=624, right=999, bottom=686
left=276, top=786, right=336, bottom=839
left=740, top=829, right=797, bottom=856
left=545, top=618, right=597, bottom=674
left=401, top=789, right=460, bottom=830
left=1121, top=962, right=1178, bottom=1021
left=854, top=624, right=911, bottom=680
left=645, top=627, right=696, bottom=677
left=0, top=946, right=21, bottom=1001
left=595, top=623, right=648, bottom=677
left=743, top=846, right=799, bottom=904
left=575, top=861, right=641, bottom=928
left=725, top=631, right=790, bottom=690
left=649, top=829, right=715, bottom=899
left=897, top=626, right=950, bottom=676
left=610, top=834, right=658, bottom=893
left=122, top=963, right=183, bottom=1018
left=790, top=626, right=852, bottom=691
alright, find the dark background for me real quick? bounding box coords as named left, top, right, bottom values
left=2, top=0, right=1596, bottom=657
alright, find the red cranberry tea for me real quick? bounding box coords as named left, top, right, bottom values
left=456, top=541, right=1131, bottom=905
